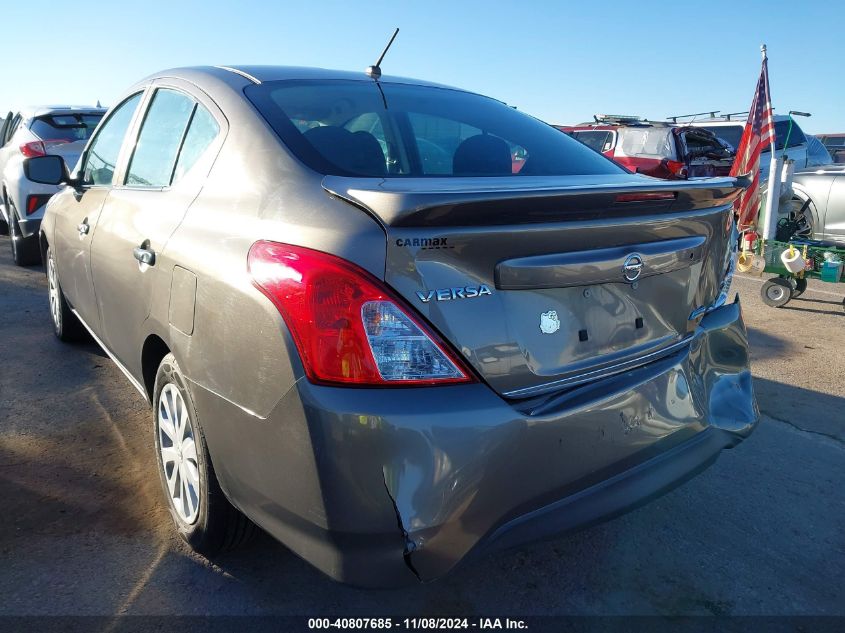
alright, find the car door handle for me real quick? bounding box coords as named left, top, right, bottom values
left=77, top=222, right=89, bottom=236
left=133, top=247, right=156, bottom=266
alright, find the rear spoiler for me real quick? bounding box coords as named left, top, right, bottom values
left=323, top=175, right=749, bottom=228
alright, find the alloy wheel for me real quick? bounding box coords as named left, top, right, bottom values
left=47, top=253, right=60, bottom=330
left=9, top=216, right=18, bottom=259
left=158, top=383, right=201, bottom=524
left=766, top=284, right=787, bottom=303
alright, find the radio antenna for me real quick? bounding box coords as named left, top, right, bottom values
left=365, top=28, right=399, bottom=80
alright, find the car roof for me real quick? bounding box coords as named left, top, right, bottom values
left=797, top=164, right=845, bottom=175
left=17, top=105, right=107, bottom=119
left=688, top=114, right=796, bottom=125
left=145, top=65, right=469, bottom=94
left=557, top=124, right=617, bottom=131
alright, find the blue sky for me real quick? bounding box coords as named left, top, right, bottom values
left=2, top=0, right=841, bottom=133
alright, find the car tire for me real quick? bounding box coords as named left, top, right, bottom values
left=792, top=277, right=807, bottom=298
left=776, top=197, right=815, bottom=242
left=153, top=353, right=256, bottom=555
left=761, top=277, right=793, bottom=308
left=9, top=202, right=41, bottom=266
left=46, top=245, right=87, bottom=342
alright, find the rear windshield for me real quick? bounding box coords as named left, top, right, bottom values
left=30, top=113, right=103, bottom=143
left=245, top=80, right=622, bottom=178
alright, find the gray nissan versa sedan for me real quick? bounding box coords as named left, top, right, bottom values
left=25, top=65, right=758, bottom=587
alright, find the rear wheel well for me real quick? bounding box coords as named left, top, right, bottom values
left=39, top=232, right=49, bottom=269
left=142, top=335, right=171, bottom=402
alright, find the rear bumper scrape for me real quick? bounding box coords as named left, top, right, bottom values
left=218, top=295, right=756, bottom=588
left=383, top=468, right=422, bottom=581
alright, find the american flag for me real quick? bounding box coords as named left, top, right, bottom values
left=730, top=56, right=775, bottom=229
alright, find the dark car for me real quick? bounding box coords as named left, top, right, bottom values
left=28, top=65, right=757, bottom=587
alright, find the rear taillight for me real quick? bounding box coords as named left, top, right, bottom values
left=248, top=241, right=473, bottom=386
left=20, top=141, right=46, bottom=158
left=25, top=194, right=52, bottom=215
left=664, top=160, right=688, bottom=179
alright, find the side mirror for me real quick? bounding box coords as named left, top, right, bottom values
left=23, top=155, right=69, bottom=186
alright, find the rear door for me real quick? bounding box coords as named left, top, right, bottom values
left=823, top=175, right=845, bottom=245
left=0, top=111, right=12, bottom=222
left=90, top=81, right=223, bottom=377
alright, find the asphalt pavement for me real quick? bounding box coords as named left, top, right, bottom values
left=0, top=245, right=843, bottom=617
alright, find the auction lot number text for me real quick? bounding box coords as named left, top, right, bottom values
left=308, top=618, right=528, bottom=630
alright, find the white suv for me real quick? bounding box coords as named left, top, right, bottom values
left=689, top=114, right=823, bottom=180
left=0, top=106, right=105, bottom=265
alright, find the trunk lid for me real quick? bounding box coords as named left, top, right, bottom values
left=325, top=174, right=743, bottom=398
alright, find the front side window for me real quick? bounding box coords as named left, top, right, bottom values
left=83, top=94, right=142, bottom=186
left=572, top=130, right=612, bottom=153
left=246, top=80, right=621, bottom=178
left=126, top=89, right=195, bottom=187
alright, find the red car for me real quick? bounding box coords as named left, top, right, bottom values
left=557, top=115, right=734, bottom=179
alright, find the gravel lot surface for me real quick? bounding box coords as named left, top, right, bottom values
left=1, top=245, right=843, bottom=617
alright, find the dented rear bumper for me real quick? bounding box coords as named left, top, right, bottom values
left=199, top=297, right=757, bottom=587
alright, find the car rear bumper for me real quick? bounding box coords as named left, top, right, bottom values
left=194, top=296, right=757, bottom=587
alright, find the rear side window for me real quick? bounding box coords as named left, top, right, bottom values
left=126, top=89, right=195, bottom=187
left=246, top=79, right=621, bottom=178
left=3, top=114, right=22, bottom=146
left=616, top=128, right=675, bottom=159
left=172, top=106, right=220, bottom=182
left=30, top=114, right=102, bottom=143
left=699, top=125, right=743, bottom=151
left=83, top=93, right=142, bottom=186
left=773, top=120, right=806, bottom=150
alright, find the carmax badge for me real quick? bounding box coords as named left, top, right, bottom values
left=622, top=253, right=644, bottom=283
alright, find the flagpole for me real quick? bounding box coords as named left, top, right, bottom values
left=760, top=44, right=782, bottom=241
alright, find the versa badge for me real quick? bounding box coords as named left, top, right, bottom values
left=416, top=285, right=492, bottom=303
